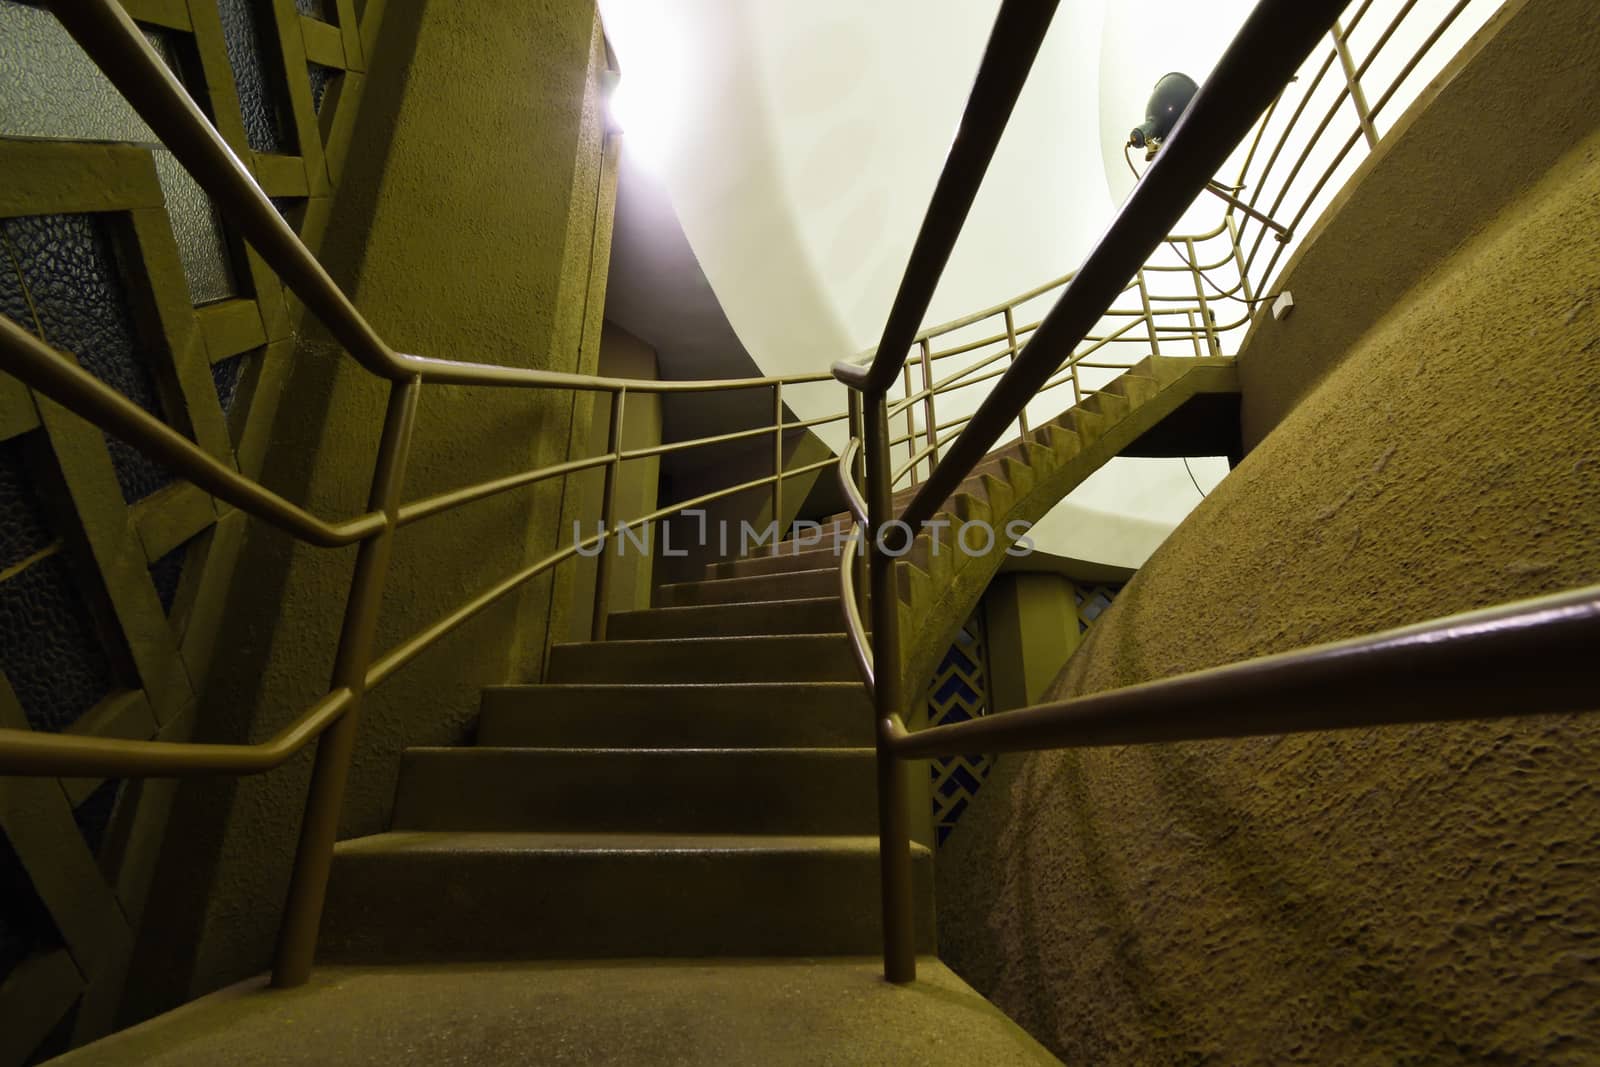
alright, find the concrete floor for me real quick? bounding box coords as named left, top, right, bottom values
left=56, top=958, right=1058, bottom=1065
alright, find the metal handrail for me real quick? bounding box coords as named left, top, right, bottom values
left=0, top=0, right=1527, bottom=1001
left=0, top=0, right=886, bottom=992
left=823, top=0, right=1546, bottom=986
left=886, top=584, right=1600, bottom=757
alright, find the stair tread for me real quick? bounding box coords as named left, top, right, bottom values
left=486, top=680, right=865, bottom=692
left=411, top=746, right=874, bottom=755
left=338, top=830, right=930, bottom=857
left=660, top=567, right=838, bottom=588
left=615, top=595, right=840, bottom=615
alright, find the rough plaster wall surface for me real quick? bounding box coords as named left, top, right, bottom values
left=937, top=119, right=1600, bottom=1063
left=123, top=0, right=611, bottom=1021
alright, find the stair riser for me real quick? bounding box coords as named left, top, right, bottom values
left=393, top=750, right=878, bottom=835
left=607, top=599, right=846, bottom=639
left=658, top=569, right=838, bottom=607
left=549, top=636, right=858, bottom=684
left=319, top=845, right=935, bottom=961
left=709, top=545, right=853, bottom=579
left=478, top=685, right=874, bottom=747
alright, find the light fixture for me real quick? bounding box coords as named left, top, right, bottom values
left=1128, top=72, right=1199, bottom=154
left=1126, top=71, right=1291, bottom=242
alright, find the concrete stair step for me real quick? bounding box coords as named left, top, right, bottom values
left=657, top=568, right=838, bottom=607
left=607, top=597, right=847, bottom=639
left=392, top=748, right=877, bottom=835
left=478, top=683, right=873, bottom=748
left=547, top=635, right=858, bottom=683
left=318, top=831, right=936, bottom=962
left=708, top=544, right=851, bottom=579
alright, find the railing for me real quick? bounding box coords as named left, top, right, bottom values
left=871, top=0, right=1503, bottom=490
left=0, top=0, right=853, bottom=990
left=831, top=0, right=1599, bottom=986
left=0, top=0, right=1563, bottom=999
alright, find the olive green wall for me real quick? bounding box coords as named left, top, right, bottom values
left=980, top=573, right=1081, bottom=713
left=937, top=101, right=1600, bottom=1065
left=123, top=0, right=616, bottom=1022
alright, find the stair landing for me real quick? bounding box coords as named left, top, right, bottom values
left=56, top=958, right=1057, bottom=1066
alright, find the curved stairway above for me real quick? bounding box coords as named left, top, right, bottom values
left=843, top=354, right=1240, bottom=699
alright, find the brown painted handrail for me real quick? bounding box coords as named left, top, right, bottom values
left=888, top=584, right=1600, bottom=758
left=831, top=0, right=1061, bottom=397
left=896, top=0, right=1348, bottom=532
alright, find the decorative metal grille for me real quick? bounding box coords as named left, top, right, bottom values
left=931, top=580, right=1124, bottom=845
left=0, top=0, right=375, bottom=1057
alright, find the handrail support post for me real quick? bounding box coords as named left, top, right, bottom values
left=591, top=388, right=626, bottom=642
left=864, top=389, right=918, bottom=984
left=271, top=376, right=421, bottom=989
left=1331, top=18, right=1381, bottom=150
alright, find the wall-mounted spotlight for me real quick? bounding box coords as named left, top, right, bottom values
left=1126, top=71, right=1291, bottom=242
left=1129, top=72, right=1199, bottom=156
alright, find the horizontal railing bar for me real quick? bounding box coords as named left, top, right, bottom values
left=395, top=451, right=616, bottom=528
left=900, top=0, right=1346, bottom=533
left=0, top=316, right=383, bottom=548
left=835, top=0, right=1061, bottom=394
left=619, top=410, right=849, bottom=463
left=622, top=455, right=836, bottom=532
left=0, top=688, right=354, bottom=777
left=887, top=584, right=1600, bottom=758
left=365, top=536, right=601, bottom=689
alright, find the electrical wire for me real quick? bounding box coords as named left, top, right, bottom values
left=1182, top=457, right=1208, bottom=499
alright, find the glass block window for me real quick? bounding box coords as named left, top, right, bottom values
left=0, top=827, right=63, bottom=987
left=148, top=541, right=188, bottom=616
left=0, top=2, right=239, bottom=304
left=0, top=552, right=117, bottom=733
left=72, top=778, right=124, bottom=858
left=217, top=0, right=295, bottom=155
left=308, top=62, right=337, bottom=115
left=0, top=437, right=54, bottom=572
left=0, top=213, right=175, bottom=503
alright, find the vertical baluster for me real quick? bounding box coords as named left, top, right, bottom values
left=1330, top=18, right=1379, bottom=150
left=1187, top=238, right=1221, bottom=357
left=771, top=381, right=785, bottom=538
left=1003, top=307, right=1028, bottom=440
left=864, top=389, right=916, bottom=984
left=273, top=376, right=421, bottom=989
left=591, top=387, right=626, bottom=642
left=919, top=339, right=938, bottom=473
left=1136, top=269, right=1160, bottom=359
left=901, top=363, right=918, bottom=485
left=1226, top=214, right=1256, bottom=312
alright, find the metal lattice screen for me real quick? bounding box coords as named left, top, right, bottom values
left=0, top=0, right=376, bottom=1058
left=929, top=580, right=1125, bottom=846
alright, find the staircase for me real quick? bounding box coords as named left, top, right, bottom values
left=869, top=354, right=1239, bottom=694
left=314, top=354, right=1235, bottom=963
left=315, top=548, right=935, bottom=962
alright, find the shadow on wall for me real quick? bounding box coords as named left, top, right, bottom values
left=936, top=23, right=1600, bottom=1067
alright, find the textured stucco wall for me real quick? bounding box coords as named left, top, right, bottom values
left=124, top=0, right=614, bottom=1021
left=937, top=97, right=1600, bottom=1065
